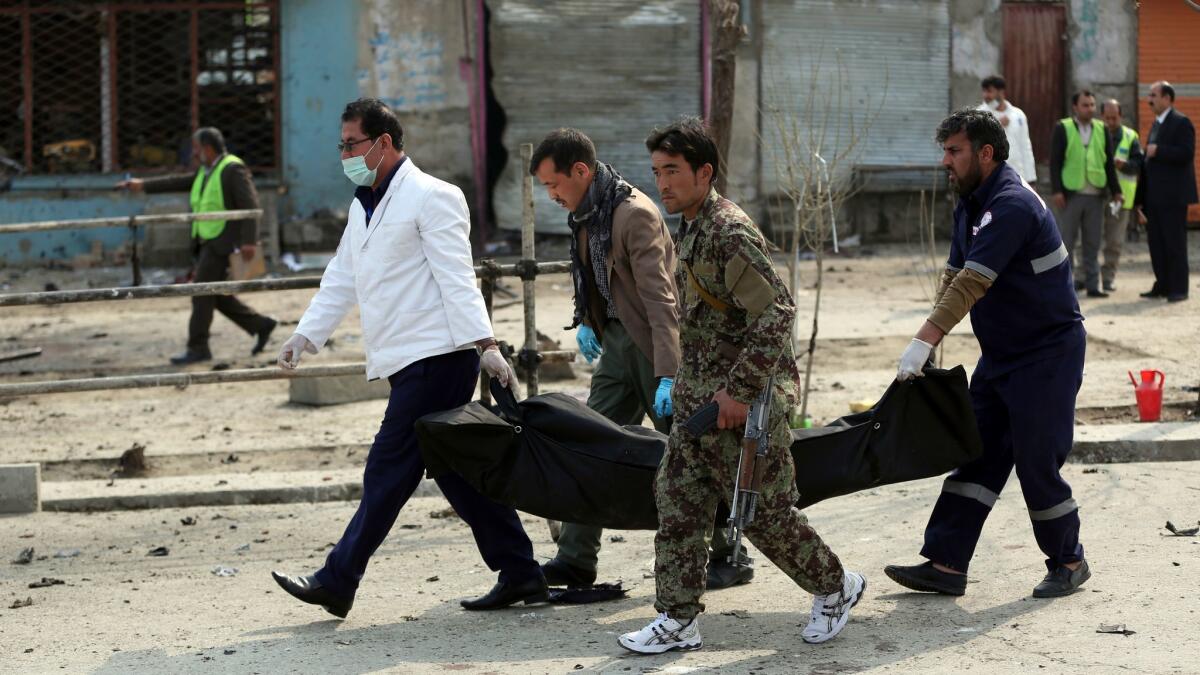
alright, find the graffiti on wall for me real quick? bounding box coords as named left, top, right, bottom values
left=357, top=28, right=449, bottom=111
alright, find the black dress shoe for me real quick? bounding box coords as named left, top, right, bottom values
left=460, top=577, right=549, bottom=611
left=706, top=559, right=754, bottom=590
left=1167, top=295, right=1188, bottom=303
left=1032, top=559, right=1091, bottom=598
left=1086, top=289, right=1109, bottom=298
left=252, top=318, right=278, bottom=356
left=169, top=349, right=212, bottom=365
left=1140, top=289, right=1165, bottom=298
left=884, top=561, right=967, bottom=596
left=541, top=558, right=596, bottom=587
left=271, top=571, right=354, bottom=618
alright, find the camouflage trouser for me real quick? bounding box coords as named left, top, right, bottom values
left=653, top=408, right=844, bottom=621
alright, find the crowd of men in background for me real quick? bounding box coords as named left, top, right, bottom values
left=975, top=76, right=1195, bottom=303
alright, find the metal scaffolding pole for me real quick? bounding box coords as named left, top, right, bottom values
left=0, top=261, right=573, bottom=307
left=519, top=143, right=540, bottom=397
left=0, top=350, right=576, bottom=398
left=0, top=209, right=263, bottom=234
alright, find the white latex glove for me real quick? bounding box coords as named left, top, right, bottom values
left=480, top=347, right=517, bottom=388
left=277, top=333, right=317, bottom=370
left=897, top=338, right=934, bottom=381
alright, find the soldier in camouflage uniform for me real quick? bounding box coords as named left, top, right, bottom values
left=619, top=118, right=866, bottom=654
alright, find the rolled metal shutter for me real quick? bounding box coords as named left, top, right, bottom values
left=489, top=0, right=702, bottom=233
left=759, top=0, right=950, bottom=193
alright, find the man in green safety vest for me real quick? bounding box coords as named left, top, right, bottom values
left=1049, top=90, right=1123, bottom=298
left=118, top=127, right=276, bottom=364
left=1099, top=99, right=1143, bottom=293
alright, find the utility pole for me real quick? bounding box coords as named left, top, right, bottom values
left=708, top=0, right=746, bottom=194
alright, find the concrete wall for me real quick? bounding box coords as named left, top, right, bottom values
left=353, top=0, right=473, bottom=192
left=949, top=0, right=1002, bottom=108
left=1067, top=0, right=1139, bottom=124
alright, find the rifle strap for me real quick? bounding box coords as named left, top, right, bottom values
left=684, top=261, right=731, bottom=314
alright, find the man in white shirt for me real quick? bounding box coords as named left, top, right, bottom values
left=977, top=75, right=1037, bottom=183
left=270, top=98, right=547, bottom=618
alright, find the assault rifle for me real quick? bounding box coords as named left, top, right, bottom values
left=680, top=377, right=775, bottom=567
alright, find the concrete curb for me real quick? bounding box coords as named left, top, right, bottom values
left=41, top=470, right=442, bottom=513
left=1071, top=422, right=1200, bottom=463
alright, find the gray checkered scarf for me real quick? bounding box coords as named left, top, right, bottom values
left=565, top=162, right=632, bottom=329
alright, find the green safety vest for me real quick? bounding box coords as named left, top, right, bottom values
left=1060, top=118, right=1107, bottom=192
left=189, top=153, right=243, bottom=240
left=1114, top=125, right=1139, bottom=210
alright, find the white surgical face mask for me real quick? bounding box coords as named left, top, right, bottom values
left=986, top=99, right=1000, bottom=111
left=341, top=137, right=384, bottom=187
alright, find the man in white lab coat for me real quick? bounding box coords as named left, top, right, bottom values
left=270, top=98, right=547, bottom=618
left=977, top=75, right=1038, bottom=183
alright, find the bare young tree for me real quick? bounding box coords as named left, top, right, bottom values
left=760, top=49, right=884, bottom=425
left=908, top=171, right=947, bottom=367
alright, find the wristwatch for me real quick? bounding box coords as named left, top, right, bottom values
left=476, top=338, right=498, bottom=354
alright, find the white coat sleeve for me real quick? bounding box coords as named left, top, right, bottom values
left=1017, top=110, right=1037, bottom=182
left=294, top=213, right=358, bottom=351
left=418, top=184, right=494, bottom=347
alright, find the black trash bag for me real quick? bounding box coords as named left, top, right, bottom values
left=415, top=368, right=982, bottom=530
left=416, top=379, right=662, bottom=529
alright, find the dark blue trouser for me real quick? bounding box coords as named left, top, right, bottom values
left=921, top=339, right=1086, bottom=573
left=315, top=349, right=542, bottom=598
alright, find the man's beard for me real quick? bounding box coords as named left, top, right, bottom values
left=948, top=157, right=983, bottom=196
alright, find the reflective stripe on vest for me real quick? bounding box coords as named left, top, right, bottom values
left=1060, top=118, right=1107, bottom=191
left=1115, top=125, right=1138, bottom=210
left=189, top=154, right=243, bottom=241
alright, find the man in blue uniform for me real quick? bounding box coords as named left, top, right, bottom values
left=885, top=109, right=1091, bottom=599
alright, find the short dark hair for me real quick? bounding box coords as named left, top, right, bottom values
left=981, top=75, right=1006, bottom=91
left=1157, top=82, right=1176, bottom=102
left=1100, top=99, right=1122, bottom=115
left=341, top=98, right=404, bottom=150
left=528, top=128, right=596, bottom=175
left=644, top=116, right=720, bottom=183
left=1071, top=89, right=1095, bottom=105
left=935, top=108, right=1010, bottom=162
left=193, top=127, right=226, bottom=154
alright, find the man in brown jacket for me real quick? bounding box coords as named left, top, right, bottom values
left=119, top=127, right=276, bottom=364
left=530, top=128, right=751, bottom=590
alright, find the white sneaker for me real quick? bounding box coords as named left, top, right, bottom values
left=618, top=613, right=702, bottom=654
left=802, top=571, right=866, bottom=644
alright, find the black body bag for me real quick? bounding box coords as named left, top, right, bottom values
left=415, top=367, right=982, bottom=529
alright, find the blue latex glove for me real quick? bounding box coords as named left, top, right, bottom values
left=654, top=377, right=674, bottom=418
left=576, top=325, right=603, bottom=363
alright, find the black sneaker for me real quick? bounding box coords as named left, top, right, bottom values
left=540, top=558, right=596, bottom=588
left=169, top=349, right=212, bottom=365
left=252, top=318, right=278, bottom=356
left=1033, top=559, right=1091, bottom=598
left=884, top=561, right=967, bottom=596
left=706, top=559, right=754, bottom=590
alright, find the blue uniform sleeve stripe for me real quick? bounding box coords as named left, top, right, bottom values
left=1030, top=242, right=1068, bottom=275
left=964, top=260, right=998, bottom=281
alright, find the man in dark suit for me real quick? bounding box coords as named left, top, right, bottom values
left=1135, top=82, right=1197, bottom=303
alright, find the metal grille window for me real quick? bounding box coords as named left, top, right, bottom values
left=0, top=0, right=279, bottom=176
